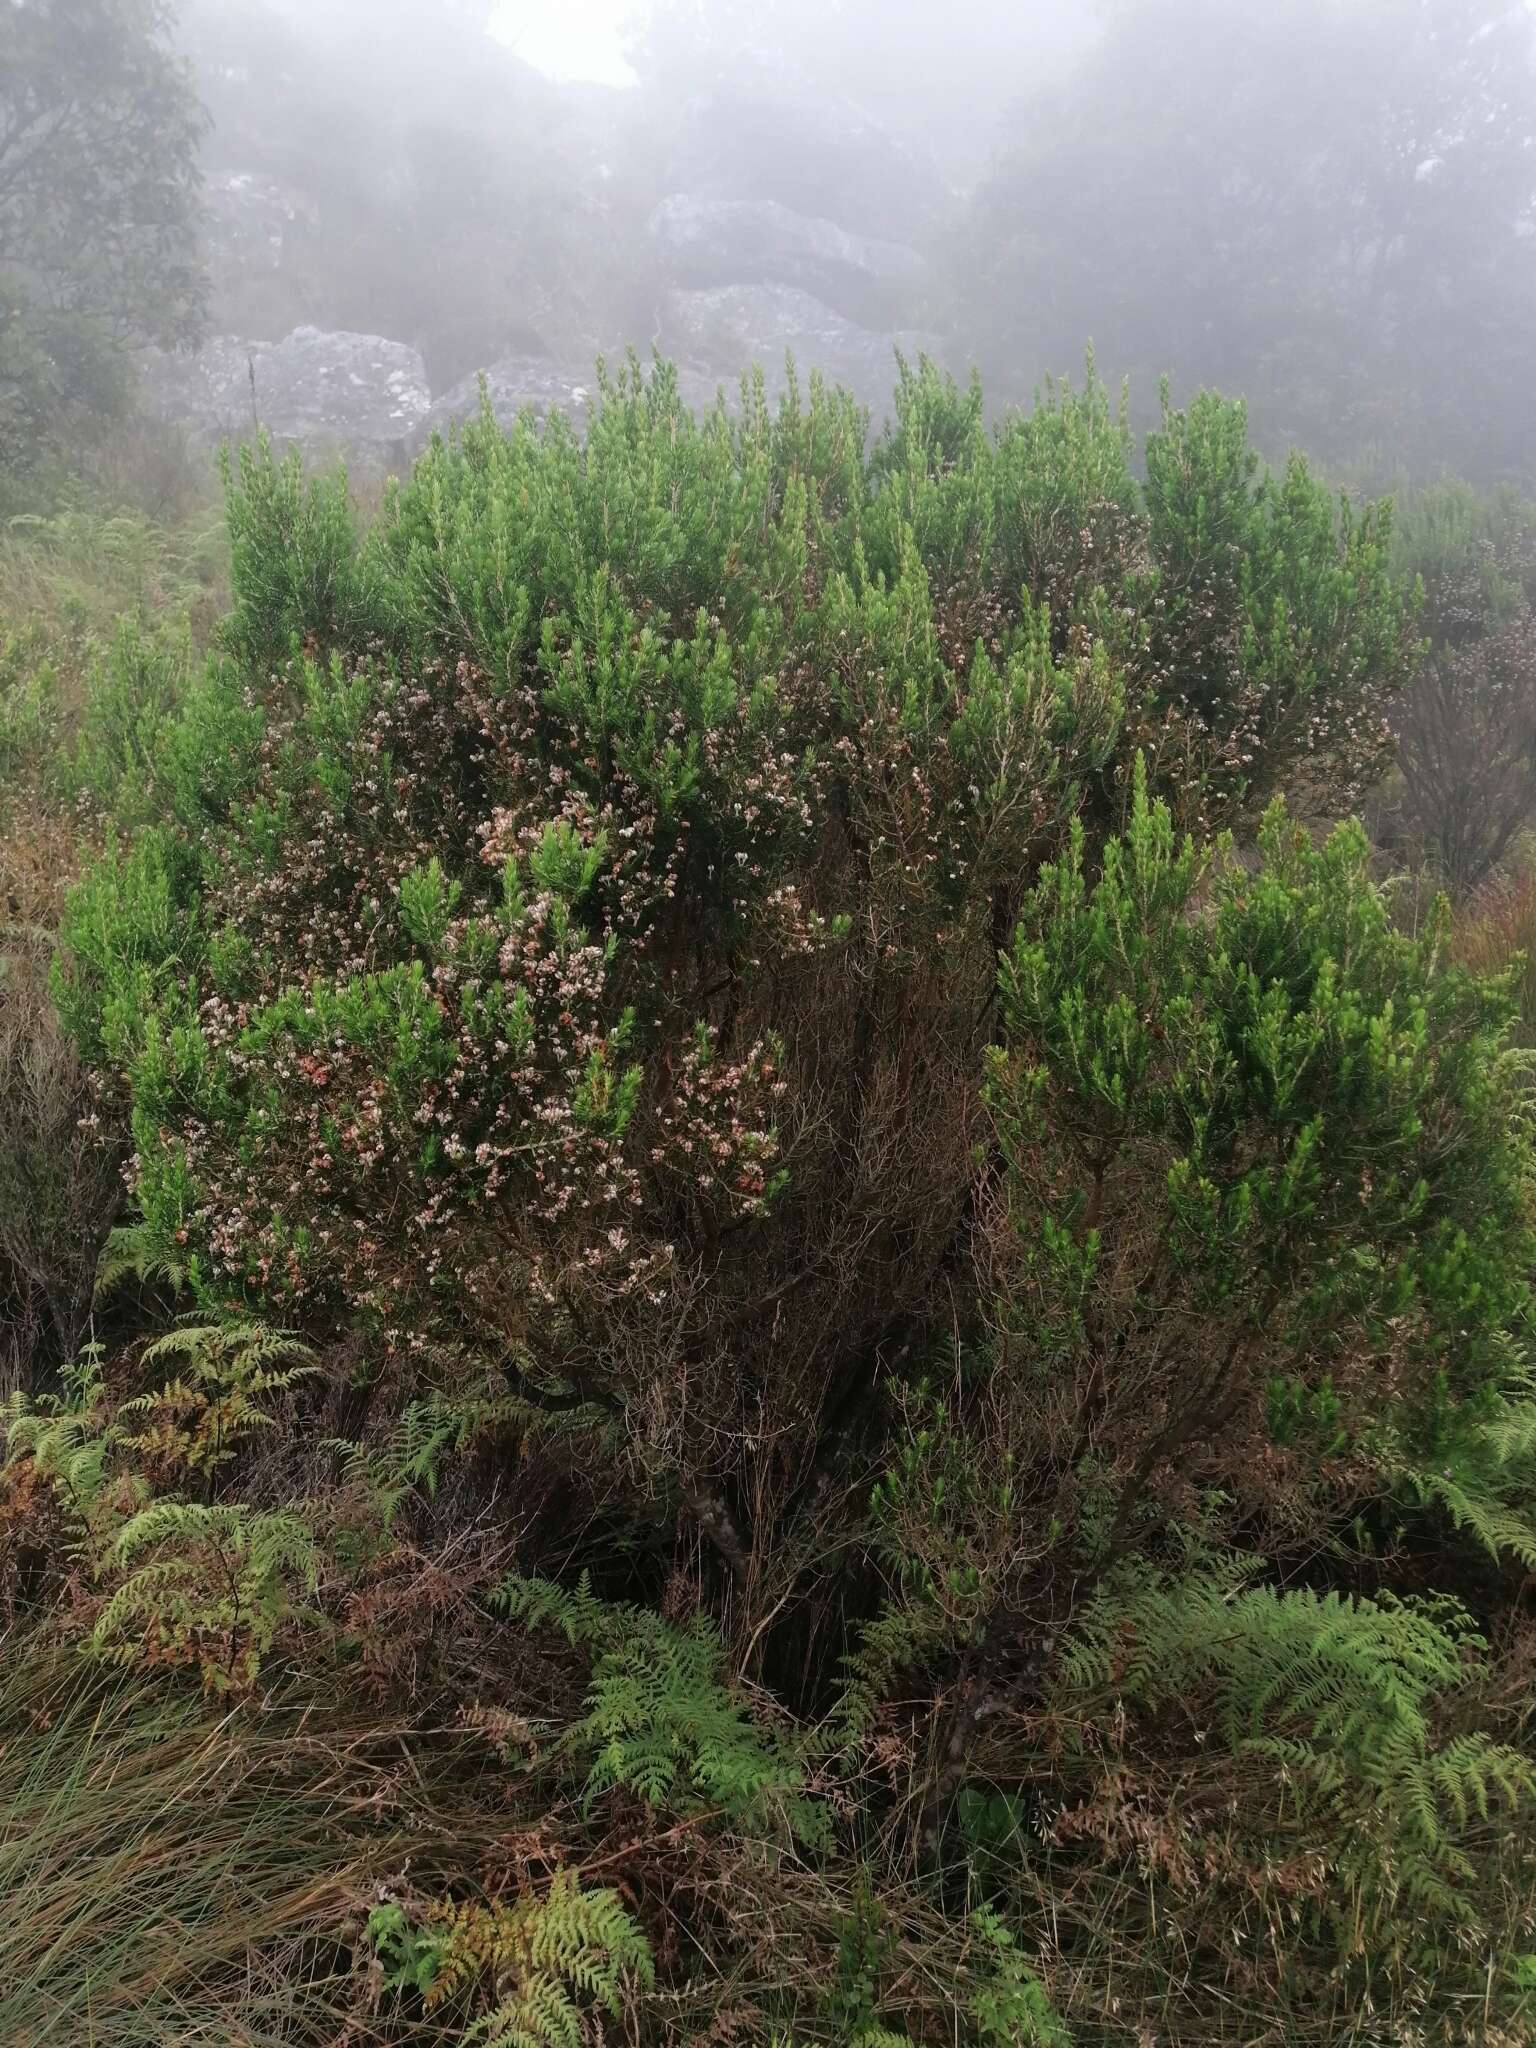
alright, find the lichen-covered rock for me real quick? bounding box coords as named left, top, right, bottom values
left=141, top=326, right=432, bottom=459
left=423, top=356, right=600, bottom=439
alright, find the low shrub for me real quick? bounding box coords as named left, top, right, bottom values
left=18, top=364, right=1535, bottom=2044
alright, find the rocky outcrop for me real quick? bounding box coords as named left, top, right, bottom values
left=424, top=356, right=599, bottom=439
left=422, top=354, right=731, bottom=443
left=146, top=103, right=946, bottom=461
left=647, top=95, right=945, bottom=431
left=142, top=326, right=431, bottom=459
left=649, top=195, right=924, bottom=332
left=145, top=309, right=940, bottom=461
left=138, top=64, right=953, bottom=467
left=658, top=285, right=938, bottom=423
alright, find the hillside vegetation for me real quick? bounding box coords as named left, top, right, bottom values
left=3, top=361, right=1536, bottom=2046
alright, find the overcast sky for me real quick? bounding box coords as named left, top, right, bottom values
left=492, top=0, right=642, bottom=85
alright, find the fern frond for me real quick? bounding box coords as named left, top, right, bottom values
left=827, top=1598, right=953, bottom=1761
left=1406, top=1467, right=1536, bottom=1570
left=374, top=1873, right=652, bottom=2048
left=1, top=1349, right=124, bottom=1550
left=493, top=1572, right=828, bottom=1845
left=116, top=1319, right=318, bottom=1479
left=1057, top=1562, right=1533, bottom=1934
left=92, top=1499, right=321, bottom=1690
left=94, top=1219, right=190, bottom=1299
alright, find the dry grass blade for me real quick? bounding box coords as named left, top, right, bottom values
left=0, top=1629, right=486, bottom=2046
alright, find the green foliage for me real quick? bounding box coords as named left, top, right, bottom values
left=1392, top=480, right=1536, bottom=618
left=1141, top=388, right=1405, bottom=821
left=91, top=1497, right=320, bottom=1691
left=29, top=370, right=1536, bottom=2045
left=1392, top=1367, right=1536, bottom=1573
left=1061, top=1563, right=1534, bottom=1926
left=1, top=1345, right=127, bottom=1557
left=979, top=356, right=1142, bottom=621
left=327, top=1375, right=617, bottom=1565
left=828, top=1595, right=959, bottom=1762
left=795, top=1882, right=1068, bottom=2048
left=0, top=626, right=58, bottom=782
left=965, top=1905, right=1072, bottom=2048
left=988, top=761, right=1533, bottom=1537
left=52, top=823, right=203, bottom=1071
left=65, top=615, right=190, bottom=820
left=60, top=364, right=1411, bottom=1361
left=398, top=856, right=463, bottom=951
left=0, top=498, right=224, bottom=630
left=93, top=1210, right=195, bottom=1301
left=221, top=436, right=372, bottom=665
left=496, top=1572, right=827, bottom=1845
left=119, top=1318, right=317, bottom=1478
left=824, top=754, right=1536, bottom=2026
left=826, top=1877, right=899, bottom=2039
left=63, top=611, right=257, bottom=837
left=326, top=1397, right=472, bottom=1540
left=0, top=0, right=205, bottom=473
left=368, top=1871, right=654, bottom=2048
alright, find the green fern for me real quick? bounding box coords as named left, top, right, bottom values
left=1058, top=1561, right=1535, bottom=1928
left=494, top=1572, right=828, bottom=1846
left=120, top=1318, right=317, bottom=1476
left=91, top=1498, right=320, bottom=1691
left=0, top=1347, right=133, bottom=1559
left=328, top=1380, right=614, bottom=1553
left=136, top=1317, right=314, bottom=1380
left=369, top=1870, right=653, bottom=2048
left=492, top=1570, right=614, bottom=1648
left=325, top=1401, right=463, bottom=1541
left=93, top=1215, right=193, bottom=1299
left=1393, top=1375, right=1536, bottom=1570
left=827, top=1599, right=955, bottom=1763
left=1403, top=1464, right=1536, bottom=1572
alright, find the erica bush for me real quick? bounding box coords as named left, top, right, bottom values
left=35, top=359, right=1536, bottom=2043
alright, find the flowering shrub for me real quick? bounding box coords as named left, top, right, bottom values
left=51, top=354, right=1422, bottom=1601
left=48, top=361, right=1527, bottom=2046
left=61, top=359, right=1412, bottom=1339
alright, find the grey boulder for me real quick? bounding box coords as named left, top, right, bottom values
left=141, top=326, right=432, bottom=459
left=423, top=356, right=600, bottom=439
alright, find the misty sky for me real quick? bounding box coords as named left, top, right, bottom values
left=493, top=0, right=641, bottom=85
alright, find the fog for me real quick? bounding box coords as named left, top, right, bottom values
left=162, top=0, right=1536, bottom=480
left=18, top=0, right=1536, bottom=483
